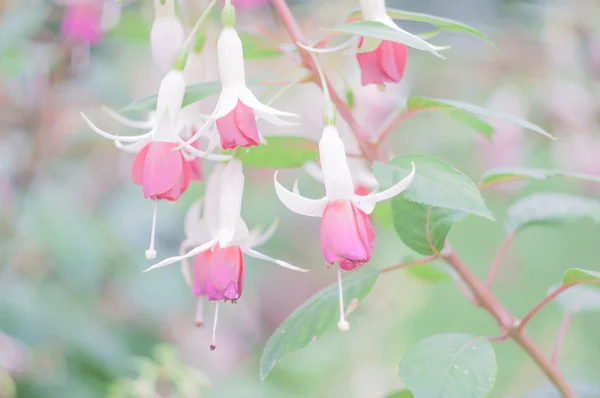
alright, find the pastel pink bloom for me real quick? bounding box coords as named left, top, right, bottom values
left=320, top=200, right=375, bottom=271
left=356, top=38, right=407, bottom=86
left=231, top=0, right=269, bottom=7
left=132, top=142, right=191, bottom=201
left=354, top=185, right=370, bottom=196
left=61, top=4, right=102, bottom=45
left=188, top=136, right=204, bottom=181
left=215, top=100, right=260, bottom=149
left=192, top=245, right=244, bottom=301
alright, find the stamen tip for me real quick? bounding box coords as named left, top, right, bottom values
left=337, top=320, right=350, bottom=332
left=209, top=344, right=217, bottom=351
left=195, top=321, right=204, bottom=328
left=145, top=249, right=157, bottom=260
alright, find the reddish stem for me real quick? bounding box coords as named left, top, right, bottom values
left=486, top=232, right=516, bottom=287
left=516, top=283, right=581, bottom=333
left=552, top=310, right=573, bottom=366
left=380, top=255, right=438, bottom=274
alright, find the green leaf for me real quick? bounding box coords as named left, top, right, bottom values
left=480, top=167, right=600, bottom=189
left=239, top=137, right=319, bottom=169
left=405, top=97, right=554, bottom=139
left=504, top=193, right=600, bottom=234
left=562, top=268, right=600, bottom=286
left=405, top=260, right=455, bottom=282
left=391, top=198, right=466, bottom=255
left=328, top=21, right=447, bottom=57
left=260, top=267, right=380, bottom=380
left=239, top=32, right=283, bottom=59
left=384, top=390, right=414, bottom=398
left=373, top=153, right=493, bottom=219
left=121, top=81, right=222, bottom=112
left=348, top=8, right=492, bottom=46
left=399, top=333, right=497, bottom=398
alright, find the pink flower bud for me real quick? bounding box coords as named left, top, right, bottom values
left=131, top=142, right=191, bottom=201
left=192, top=245, right=244, bottom=301
left=356, top=38, right=407, bottom=86
left=216, top=100, right=260, bottom=149
left=61, top=3, right=102, bottom=45
left=320, top=200, right=375, bottom=271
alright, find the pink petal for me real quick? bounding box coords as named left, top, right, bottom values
left=159, top=158, right=191, bottom=201
left=192, top=249, right=214, bottom=297
left=320, top=200, right=375, bottom=270
left=356, top=37, right=387, bottom=86
left=142, top=142, right=185, bottom=200
left=188, top=140, right=204, bottom=181
left=205, top=245, right=244, bottom=301
left=379, top=40, right=407, bottom=83
left=231, top=0, right=270, bottom=8
left=354, top=185, right=370, bottom=196
left=61, top=5, right=103, bottom=45
left=216, top=100, right=260, bottom=150
left=131, top=143, right=151, bottom=185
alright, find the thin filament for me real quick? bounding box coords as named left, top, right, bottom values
left=145, top=200, right=158, bottom=260
left=337, top=266, right=350, bottom=332
left=210, top=301, right=219, bottom=351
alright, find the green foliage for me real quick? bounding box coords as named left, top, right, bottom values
left=328, top=21, right=447, bottom=57
left=260, top=268, right=379, bottom=380
left=373, top=154, right=492, bottom=219
left=239, top=137, right=319, bottom=169
left=406, top=97, right=553, bottom=140
left=384, top=390, right=415, bottom=398
left=480, top=168, right=600, bottom=188
left=504, top=193, right=600, bottom=234
left=562, top=268, right=600, bottom=286
left=239, top=32, right=284, bottom=59
left=121, top=81, right=222, bottom=112
left=399, top=333, right=497, bottom=398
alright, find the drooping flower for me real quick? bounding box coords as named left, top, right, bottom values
left=182, top=4, right=298, bottom=151
left=145, top=159, right=306, bottom=349
left=151, top=0, right=185, bottom=73
left=61, top=2, right=103, bottom=45
left=274, top=106, right=415, bottom=330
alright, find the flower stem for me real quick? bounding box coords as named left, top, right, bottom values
left=486, top=232, right=516, bottom=287
left=552, top=310, right=573, bottom=366
left=181, top=0, right=218, bottom=52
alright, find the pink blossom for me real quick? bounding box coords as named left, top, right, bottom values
left=61, top=3, right=102, bottom=45
left=356, top=38, right=407, bottom=86
left=231, top=0, right=269, bottom=8
left=215, top=100, right=260, bottom=149
left=188, top=135, right=204, bottom=181
left=192, top=245, right=244, bottom=301
left=320, top=200, right=375, bottom=271
left=132, top=142, right=191, bottom=201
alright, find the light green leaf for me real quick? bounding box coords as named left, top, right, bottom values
left=328, top=21, right=447, bottom=57
left=405, top=97, right=554, bottom=139
left=504, top=193, right=600, bottom=234
left=549, top=284, right=600, bottom=313
left=239, top=32, right=283, bottom=59
left=391, top=198, right=466, bottom=255
left=373, top=154, right=493, bottom=219
left=562, top=268, right=600, bottom=286
left=405, top=260, right=455, bottom=283
left=121, top=81, right=222, bottom=112
left=239, top=137, right=319, bottom=169
left=348, top=8, right=492, bottom=46
left=480, top=167, right=600, bottom=189
left=384, top=390, right=414, bottom=398
left=399, top=333, right=497, bottom=398
left=260, top=267, right=379, bottom=380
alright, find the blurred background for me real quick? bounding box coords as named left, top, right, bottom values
left=1, top=0, right=599, bottom=397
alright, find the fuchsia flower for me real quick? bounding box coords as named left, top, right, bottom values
left=275, top=116, right=415, bottom=331
left=231, top=0, right=270, bottom=8
left=146, top=160, right=305, bottom=349
left=61, top=3, right=102, bottom=45
left=182, top=6, right=297, bottom=151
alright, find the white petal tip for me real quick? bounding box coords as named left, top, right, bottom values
left=145, top=249, right=157, bottom=260
left=337, top=320, right=350, bottom=332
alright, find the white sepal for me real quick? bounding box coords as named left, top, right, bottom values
left=184, top=200, right=207, bottom=242
left=143, top=237, right=219, bottom=272
left=319, top=125, right=355, bottom=200
left=359, top=0, right=388, bottom=22
left=248, top=219, right=279, bottom=248
left=242, top=247, right=308, bottom=272
left=102, top=106, right=155, bottom=129
left=237, top=88, right=299, bottom=125
left=150, top=16, right=185, bottom=73
left=352, top=161, right=416, bottom=214
left=80, top=113, right=152, bottom=142
left=115, top=139, right=150, bottom=153
left=274, top=171, right=328, bottom=217
left=203, top=164, right=225, bottom=237
left=217, top=159, right=245, bottom=247
left=155, top=70, right=186, bottom=128
left=212, top=88, right=242, bottom=119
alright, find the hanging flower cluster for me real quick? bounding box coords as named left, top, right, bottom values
left=82, top=0, right=415, bottom=348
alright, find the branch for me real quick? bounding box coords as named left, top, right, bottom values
left=380, top=255, right=438, bottom=274
left=270, top=0, right=382, bottom=163
left=551, top=310, right=574, bottom=366
left=486, top=232, right=516, bottom=287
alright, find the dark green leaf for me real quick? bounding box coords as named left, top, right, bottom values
left=239, top=32, right=283, bottom=59
left=391, top=198, right=466, bottom=255
left=373, top=154, right=493, bottom=219
left=406, top=97, right=553, bottom=139
left=480, top=167, right=600, bottom=189
left=121, top=81, right=222, bottom=112
left=505, top=193, right=600, bottom=234
left=240, top=137, right=319, bottom=169
left=328, top=21, right=447, bottom=57
left=260, top=267, right=379, bottom=380
left=399, top=333, right=497, bottom=398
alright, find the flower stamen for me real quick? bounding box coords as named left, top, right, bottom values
left=336, top=266, right=350, bottom=332
left=145, top=200, right=159, bottom=260
left=210, top=301, right=219, bottom=351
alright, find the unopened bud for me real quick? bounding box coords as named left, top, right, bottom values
left=221, top=4, right=236, bottom=27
